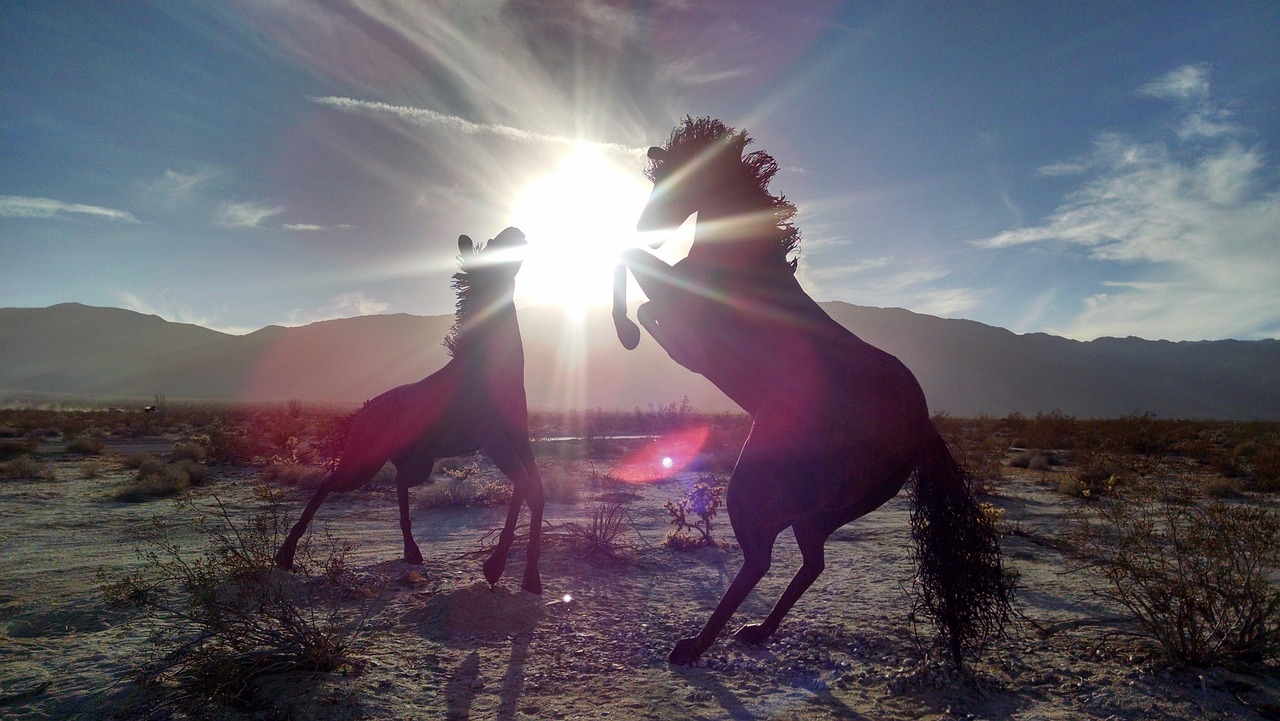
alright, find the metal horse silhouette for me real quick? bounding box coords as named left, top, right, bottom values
left=613, top=118, right=1012, bottom=666
left=276, top=227, right=545, bottom=594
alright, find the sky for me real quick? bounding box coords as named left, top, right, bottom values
left=2, top=1, right=1278, bottom=341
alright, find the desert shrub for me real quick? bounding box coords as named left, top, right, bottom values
left=0, top=438, right=37, bottom=460
left=1250, top=449, right=1280, bottom=493
left=169, top=441, right=206, bottom=463
left=419, top=465, right=512, bottom=510
left=80, top=460, right=103, bottom=479
left=262, top=463, right=328, bottom=489
left=1202, top=476, right=1243, bottom=498
left=120, top=452, right=155, bottom=470
left=66, top=436, right=106, bottom=455
left=1009, top=450, right=1053, bottom=471
left=99, top=487, right=369, bottom=713
left=175, top=459, right=213, bottom=487
left=1062, top=479, right=1280, bottom=666
left=552, top=501, right=638, bottom=561
left=663, top=481, right=725, bottom=550
left=0, top=456, right=47, bottom=480
left=1061, top=453, right=1125, bottom=499
left=28, top=426, right=61, bottom=440
left=115, top=461, right=191, bottom=502
left=314, top=412, right=354, bottom=471
left=1014, top=410, right=1078, bottom=450
left=0, top=425, right=20, bottom=438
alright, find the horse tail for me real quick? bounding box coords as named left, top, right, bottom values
left=908, top=419, right=1014, bottom=668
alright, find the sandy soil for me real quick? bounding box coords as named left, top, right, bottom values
left=2, top=442, right=1279, bottom=720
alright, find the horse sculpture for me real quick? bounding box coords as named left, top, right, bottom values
left=612, top=117, right=1012, bottom=666
left=276, top=227, right=545, bottom=594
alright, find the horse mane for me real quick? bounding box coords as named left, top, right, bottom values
left=442, top=254, right=476, bottom=357
left=646, top=116, right=801, bottom=271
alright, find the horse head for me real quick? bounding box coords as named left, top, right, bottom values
left=446, top=227, right=527, bottom=357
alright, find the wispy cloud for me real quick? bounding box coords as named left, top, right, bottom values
left=214, top=200, right=285, bottom=228
left=975, top=65, right=1280, bottom=340
left=1138, top=63, right=1211, bottom=100
left=282, top=222, right=353, bottom=232
left=310, top=96, right=646, bottom=157
left=0, top=195, right=139, bottom=222
left=139, top=167, right=221, bottom=210
left=286, top=291, right=390, bottom=325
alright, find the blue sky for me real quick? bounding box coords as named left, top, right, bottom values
left=2, top=2, right=1277, bottom=341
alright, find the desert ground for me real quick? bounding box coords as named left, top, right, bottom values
left=2, top=412, right=1279, bottom=720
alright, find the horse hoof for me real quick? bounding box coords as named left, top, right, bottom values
left=404, top=549, right=424, bottom=565
left=521, top=577, right=542, bottom=595
left=733, top=623, right=771, bottom=645
left=273, top=552, right=294, bottom=571
left=668, top=637, right=703, bottom=665
left=482, top=556, right=505, bottom=586
left=615, top=318, right=641, bottom=350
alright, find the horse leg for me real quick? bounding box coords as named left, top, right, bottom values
left=670, top=456, right=787, bottom=664
left=512, top=434, right=545, bottom=595
left=671, top=526, right=778, bottom=664
left=275, top=481, right=332, bottom=570
left=613, top=262, right=641, bottom=350
left=481, top=441, right=539, bottom=592
left=734, top=511, right=844, bottom=644
left=397, top=476, right=424, bottom=565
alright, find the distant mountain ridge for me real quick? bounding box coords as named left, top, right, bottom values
left=2, top=302, right=1277, bottom=419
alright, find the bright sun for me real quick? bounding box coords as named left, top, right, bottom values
left=508, top=143, right=651, bottom=312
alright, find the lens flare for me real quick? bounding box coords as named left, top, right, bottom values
left=614, top=425, right=710, bottom=483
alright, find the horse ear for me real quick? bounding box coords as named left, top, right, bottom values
left=647, top=146, right=666, bottom=161
left=458, top=235, right=475, bottom=256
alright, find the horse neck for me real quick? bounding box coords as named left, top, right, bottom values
left=457, top=290, right=524, bottom=366
left=687, top=188, right=782, bottom=269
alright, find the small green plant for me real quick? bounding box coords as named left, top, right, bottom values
left=663, top=481, right=725, bottom=549
left=1062, top=477, right=1280, bottom=666
left=100, top=486, right=371, bottom=713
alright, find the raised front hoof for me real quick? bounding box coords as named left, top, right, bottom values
left=403, top=546, right=424, bottom=566
left=668, top=637, right=706, bottom=666
left=614, top=317, right=641, bottom=351
left=733, top=623, right=772, bottom=645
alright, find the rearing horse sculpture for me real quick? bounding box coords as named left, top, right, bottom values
left=276, top=227, right=544, bottom=594
left=613, top=117, right=1011, bottom=666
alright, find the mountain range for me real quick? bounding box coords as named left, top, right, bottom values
left=2, top=302, right=1277, bottom=419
